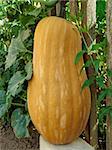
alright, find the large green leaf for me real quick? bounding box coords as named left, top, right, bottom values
left=11, top=108, right=30, bottom=138
left=25, top=61, right=33, bottom=80
left=8, top=71, right=26, bottom=96
left=0, top=91, right=12, bottom=118
left=5, top=31, right=27, bottom=69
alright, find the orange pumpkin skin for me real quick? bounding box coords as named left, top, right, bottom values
left=28, top=16, right=91, bottom=144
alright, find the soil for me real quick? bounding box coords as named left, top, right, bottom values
left=0, top=124, right=40, bottom=150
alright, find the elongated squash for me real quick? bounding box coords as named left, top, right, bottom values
left=28, top=16, right=91, bottom=144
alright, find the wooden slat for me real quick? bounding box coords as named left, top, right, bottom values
left=59, top=0, right=66, bottom=18
left=81, top=1, right=98, bottom=149
left=69, top=0, right=78, bottom=16
left=56, top=2, right=61, bottom=16
left=106, top=0, right=112, bottom=149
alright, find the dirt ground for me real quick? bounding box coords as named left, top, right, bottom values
left=0, top=124, right=40, bottom=150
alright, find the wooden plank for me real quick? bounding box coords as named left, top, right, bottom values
left=81, top=1, right=98, bottom=149
left=69, top=0, right=78, bottom=16
left=59, top=0, right=66, bottom=18
left=106, top=0, right=112, bottom=149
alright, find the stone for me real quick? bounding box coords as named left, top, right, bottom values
left=40, top=136, right=95, bottom=150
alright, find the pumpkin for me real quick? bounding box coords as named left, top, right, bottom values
left=28, top=16, right=91, bottom=144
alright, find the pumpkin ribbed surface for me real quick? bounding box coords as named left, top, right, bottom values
left=28, top=16, right=91, bottom=144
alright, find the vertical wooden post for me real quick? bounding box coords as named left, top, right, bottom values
left=51, top=6, right=56, bottom=16
left=56, top=2, right=61, bottom=16
left=81, top=1, right=98, bottom=149
left=69, top=0, right=78, bottom=16
left=106, top=0, right=112, bottom=149
left=59, top=0, right=66, bottom=18
left=81, top=2, right=90, bottom=143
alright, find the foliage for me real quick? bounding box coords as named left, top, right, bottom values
left=11, top=108, right=30, bottom=138
left=0, top=0, right=56, bottom=138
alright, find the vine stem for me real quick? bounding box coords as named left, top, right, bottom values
left=75, top=19, right=98, bottom=73
left=19, top=96, right=27, bottom=102
left=25, top=49, right=33, bottom=54
left=87, top=32, right=94, bottom=43
left=12, top=103, right=25, bottom=107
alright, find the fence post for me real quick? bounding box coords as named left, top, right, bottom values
left=69, top=0, right=78, bottom=16
left=106, top=0, right=112, bottom=149
left=81, top=1, right=98, bottom=149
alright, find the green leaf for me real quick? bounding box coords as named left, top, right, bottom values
left=96, top=1, right=106, bottom=20
left=81, top=78, right=94, bottom=92
left=74, top=50, right=84, bottom=64
left=25, top=61, right=33, bottom=80
left=20, top=15, right=35, bottom=26
left=98, top=90, right=107, bottom=102
left=93, top=59, right=100, bottom=72
left=80, top=60, right=92, bottom=73
left=107, top=69, right=112, bottom=78
left=96, top=76, right=105, bottom=89
left=0, top=90, right=6, bottom=118
left=99, top=106, right=112, bottom=123
left=84, top=60, right=92, bottom=68
left=91, top=43, right=102, bottom=51
left=80, top=26, right=89, bottom=33
left=8, top=71, right=26, bottom=96
left=19, top=29, right=31, bottom=42
left=106, top=88, right=112, bottom=98
left=5, top=33, right=27, bottom=69
left=11, top=108, right=30, bottom=138
left=28, top=8, right=41, bottom=17
left=110, top=111, right=112, bottom=119
left=0, top=91, right=12, bottom=118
